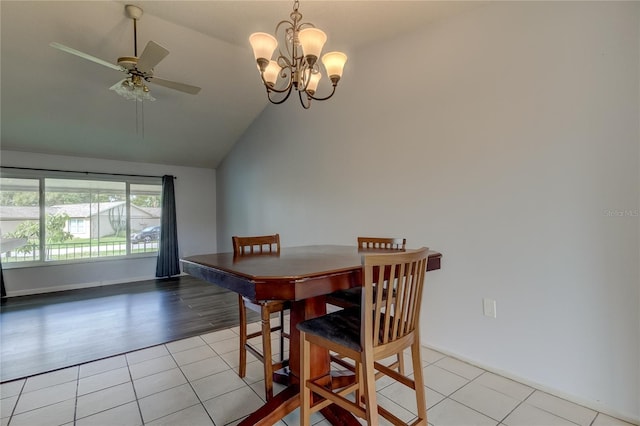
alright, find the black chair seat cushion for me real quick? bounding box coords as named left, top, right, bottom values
left=327, top=285, right=393, bottom=308
left=327, top=287, right=362, bottom=306
left=297, top=307, right=362, bottom=351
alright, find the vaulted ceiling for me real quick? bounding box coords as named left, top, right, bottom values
left=1, top=1, right=476, bottom=168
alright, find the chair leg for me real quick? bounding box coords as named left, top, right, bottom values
left=300, top=331, right=311, bottom=426
left=411, top=341, right=427, bottom=425
left=261, top=306, right=274, bottom=401
left=354, top=361, right=362, bottom=408
left=238, top=295, right=247, bottom=378
left=361, top=350, right=379, bottom=425
left=397, top=353, right=405, bottom=375
left=279, top=310, right=285, bottom=362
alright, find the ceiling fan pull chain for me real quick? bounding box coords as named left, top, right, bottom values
left=135, top=98, right=139, bottom=136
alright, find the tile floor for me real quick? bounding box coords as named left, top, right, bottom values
left=0, top=319, right=635, bottom=426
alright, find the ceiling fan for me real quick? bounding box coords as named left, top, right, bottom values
left=50, top=4, right=201, bottom=101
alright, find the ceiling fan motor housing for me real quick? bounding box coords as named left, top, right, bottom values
left=117, top=56, right=138, bottom=71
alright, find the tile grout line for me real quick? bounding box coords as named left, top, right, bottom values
left=5, top=377, right=27, bottom=425
left=427, top=359, right=603, bottom=426
left=426, top=364, right=586, bottom=426
left=207, top=330, right=292, bottom=425
left=124, top=348, right=145, bottom=426
left=210, top=335, right=283, bottom=426
left=498, top=397, right=530, bottom=426
left=517, top=390, right=587, bottom=426
left=424, top=364, right=507, bottom=425
left=474, top=370, right=536, bottom=425
left=167, top=338, right=219, bottom=426
left=6, top=373, right=79, bottom=424
left=145, top=334, right=259, bottom=425
left=452, top=370, right=531, bottom=425
left=73, top=366, right=80, bottom=425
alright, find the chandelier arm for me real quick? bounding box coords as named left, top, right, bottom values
left=259, top=73, right=294, bottom=94
left=268, top=84, right=294, bottom=105
left=275, top=20, right=297, bottom=60
left=306, top=83, right=337, bottom=101
left=275, top=19, right=295, bottom=32
left=277, top=55, right=293, bottom=68
left=298, top=90, right=312, bottom=109
left=259, top=64, right=294, bottom=94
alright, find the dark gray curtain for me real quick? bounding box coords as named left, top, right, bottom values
left=1, top=260, right=5, bottom=298
left=155, top=175, right=180, bottom=278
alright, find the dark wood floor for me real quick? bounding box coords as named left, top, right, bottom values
left=0, top=276, right=258, bottom=383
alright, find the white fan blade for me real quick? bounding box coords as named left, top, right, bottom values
left=149, top=77, right=201, bottom=95
left=137, top=41, right=169, bottom=73
left=50, top=42, right=124, bottom=72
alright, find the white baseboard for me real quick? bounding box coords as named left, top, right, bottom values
left=5, top=273, right=188, bottom=297
left=424, top=343, right=640, bottom=426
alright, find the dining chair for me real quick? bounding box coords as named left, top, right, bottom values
left=326, top=236, right=407, bottom=374
left=326, top=237, right=406, bottom=308
left=298, top=248, right=429, bottom=426
left=233, top=234, right=290, bottom=401
left=358, top=237, right=407, bottom=250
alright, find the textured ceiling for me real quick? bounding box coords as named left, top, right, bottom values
left=1, top=1, right=477, bottom=168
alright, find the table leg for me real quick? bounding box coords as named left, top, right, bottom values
left=239, top=296, right=359, bottom=426
left=288, top=296, right=330, bottom=385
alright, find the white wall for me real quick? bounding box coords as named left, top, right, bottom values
left=217, top=2, right=640, bottom=422
left=1, top=150, right=217, bottom=295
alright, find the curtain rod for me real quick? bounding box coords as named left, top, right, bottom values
left=0, top=166, right=175, bottom=180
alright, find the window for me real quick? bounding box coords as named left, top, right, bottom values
left=0, top=173, right=162, bottom=264
left=0, top=178, right=41, bottom=262
left=68, top=219, right=85, bottom=234
left=130, top=183, right=162, bottom=254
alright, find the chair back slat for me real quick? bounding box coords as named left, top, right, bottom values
left=362, top=248, right=428, bottom=349
left=382, top=263, right=396, bottom=344
left=358, top=237, right=406, bottom=250
left=391, top=261, right=407, bottom=339
left=404, top=260, right=421, bottom=333
left=232, top=234, right=280, bottom=256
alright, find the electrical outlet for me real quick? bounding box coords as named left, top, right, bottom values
left=483, top=298, right=497, bottom=318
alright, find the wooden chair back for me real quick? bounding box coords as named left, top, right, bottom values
left=357, top=237, right=406, bottom=250
left=231, top=233, right=287, bottom=401
left=362, top=248, right=428, bottom=350
left=232, top=234, right=280, bottom=256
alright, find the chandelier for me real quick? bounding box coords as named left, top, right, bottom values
left=110, top=75, right=156, bottom=102
left=249, top=0, right=347, bottom=109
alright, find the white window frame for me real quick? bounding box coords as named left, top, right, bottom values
left=0, top=168, right=162, bottom=268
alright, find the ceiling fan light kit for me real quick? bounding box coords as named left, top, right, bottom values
left=249, top=0, right=348, bottom=109
left=110, top=76, right=155, bottom=102
left=50, top=4, right=201, bottom=103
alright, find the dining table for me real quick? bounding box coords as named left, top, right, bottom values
left=181, top=245, right=442, bottom=426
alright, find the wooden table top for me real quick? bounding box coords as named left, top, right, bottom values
left=181, top=245, right=441, bottom=302
left=182, top=245, right=441, bottom=281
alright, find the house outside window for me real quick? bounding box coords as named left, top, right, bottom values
left=0, top=173, right=162, bottom=264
